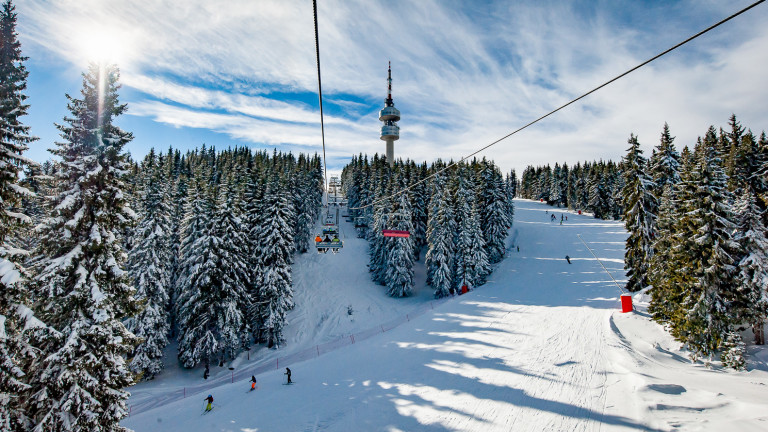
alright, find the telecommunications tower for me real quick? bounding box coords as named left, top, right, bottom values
left=379, top=62, right=400, bottom=167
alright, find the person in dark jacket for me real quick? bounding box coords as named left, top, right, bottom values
left=204, top=394, right=214, bottom=411
left=566, top=255, right=571, bottom=264
left=250, top=375, right=257, bottom=391
left=284, top=367, right=292, bottom=384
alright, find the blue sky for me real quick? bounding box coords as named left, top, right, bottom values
left=14, top=0, right=768, bottom=174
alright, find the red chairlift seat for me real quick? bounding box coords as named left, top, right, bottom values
left=382, top=229, right=410, bottom=238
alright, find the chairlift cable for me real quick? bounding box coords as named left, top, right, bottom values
left=312, top=0, right=329, bottom=203
left=349, top=0, right=765, bottom=211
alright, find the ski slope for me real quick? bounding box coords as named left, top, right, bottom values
left=124, top=199, right=768, bottom=431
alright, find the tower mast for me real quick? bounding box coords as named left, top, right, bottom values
left=379, top=61, right=400, bottom=167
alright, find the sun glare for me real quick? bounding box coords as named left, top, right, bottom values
left=73, top=26, right=132, bottom=65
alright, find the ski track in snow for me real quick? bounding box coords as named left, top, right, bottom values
left=124, top=199, right=768, bottom=432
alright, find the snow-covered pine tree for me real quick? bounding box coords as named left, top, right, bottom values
left=385, top=191, right=415, bottom=297
left=126, top=150, right=172, bottom=379
left=176, top=166, right=218, bottom=368
left=479, top=163, right=509, bottom=264
left=733, top=187, right=768, bottom=346
left=621, top=134, right=657, bottom=292
left=29, top=63, right=139, bottom=432
left=243, top=165, right=266, bottom=343
left=453, top=167, right=490, bottom=290
left=258, top=175, right=295, bottom=348
left=648, top=123, right=680, bottom=200
left=368, top=172, right=391, bottom=285
left=678, top=128, right=740, bottom=364
left=425, top=174, right=455, bottom=298
left=209, top=176, right=250, bottom=358
left=647, top=184, right=683, bottom=323
left=0, top=1, right=42, bottom=429
left=408, top=163, right=428, bottom=261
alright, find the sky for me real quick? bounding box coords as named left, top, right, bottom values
left=13, top=0, right=768, bottom=175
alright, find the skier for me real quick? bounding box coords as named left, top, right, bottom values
left=565, top=255, right=571, bottom=264
left=203, top=365, right=210, bottom=380
left=250, top=375, right=257, bottom=391
left=516, top=246, right=519, bottom=252
left=204, top=394, right=214, bottom=412
left=285, top=367, right=292, bottom=384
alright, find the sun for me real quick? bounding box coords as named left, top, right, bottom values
left=71, top=25, right=133, bottom=66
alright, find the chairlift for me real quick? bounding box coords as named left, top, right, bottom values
left=354, top=217, right=368, bottom=229
left=314, top=233, right=342, bottom=254
left=382, top=229, right=410, bottom=238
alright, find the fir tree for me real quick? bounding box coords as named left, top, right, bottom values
left=426, top=175, right=455, bottom=298
left=258, top=176, right=295, bottom=348
left=678, top=129, right=739, bottom=363
left=29, top=63, right=139, bottom=432
left=453, top=168, right=489, bottom=289
left=734, top=188, right=768, bottom=345
left=479, top=163, right=509, bottom=264
left=648, top=123, right=680, bottom=198
left=126, top=150, right=172, bottom=379
left=621, top=134, right=657, bottom=292
left=0, top=1, right=41, bottom=429
left=385, top=192, right=415, bottom=297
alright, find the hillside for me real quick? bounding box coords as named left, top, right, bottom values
left=123, top=199, right=768, bottom=431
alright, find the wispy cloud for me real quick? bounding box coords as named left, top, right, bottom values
left=16, top=0, right=768, bottom=172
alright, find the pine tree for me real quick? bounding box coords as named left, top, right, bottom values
left=733, top=188, right=768, bottom=345
left=621, top=134, right=657, bottom=292
left=648, top=123, right=680, bottom=199
left=125, top=150, right=172, bottom=379
left=29, top=63, right=139, bottom=432
left=385, top=192, right=415, bottom=297
left=258, top=176, right=295, bottom=348
left=453, top=167, right=489, bottom=289
left=678, top=129, right=739, bottom=363
left=0, top=1, right=42, bottom=429
left=425, top=175, right=455, bottom=298
left=176, top=167, right=218, bottom=368
left=479, top=163, right=509, bottom=264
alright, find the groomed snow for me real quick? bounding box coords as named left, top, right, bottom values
left=124, top=199, right=768, bottom=431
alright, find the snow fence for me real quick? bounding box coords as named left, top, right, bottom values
left=128, top=296, right=451, bottom=417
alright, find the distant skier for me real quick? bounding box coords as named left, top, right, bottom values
left=565, top=255, right=571, bottom=264
left=203, top=365, right=210, bottom=380
left=204, top=394, right=214, bottom=412
left=285, top=368, right=292, bottom=384
left=516, top=246, right=519, bottom=252
left=250, top=376, right=257, bottom=391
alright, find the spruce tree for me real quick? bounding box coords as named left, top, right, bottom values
left=453, top=168, right=489, bottom=289
left=426, top=175, right=455, bottom=298
left=385, top=192, right=415, bottom=297
left=480, top=164, right=509, bottom=264
left=29, top=63, right=139, bottom=432
left=176, top=168, right=218, bottom=368
left=678, top=129, right=739, bottom=363
left=258, top=176, right=295, bottom=348
left=621, top=134, right=657, bottom=292
left=648, top=123, right=680, bottom=199
left=734, top=188, right=768, bottom=345
left=126, top=150, right=172, bottom=379
left=0, top=1, right=42, bottom=429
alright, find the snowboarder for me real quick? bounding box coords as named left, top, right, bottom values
left=516, top=246, right=519, bottom=252
left=565, top=255, right=571, bottom=264
left=203, top=365, right=210, bottom=380
left=285, top=367, right=292, bottom=384
left=204, top=394, right=214, bottom=412
left=250, top=376, right=257, bottom=391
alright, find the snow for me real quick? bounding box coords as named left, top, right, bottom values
left=123, top=199, right=768, bottom=431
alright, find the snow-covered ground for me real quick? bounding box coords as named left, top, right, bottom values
left=124, top=199, right=768, bottom=431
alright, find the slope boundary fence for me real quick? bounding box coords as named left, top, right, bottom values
left=128, top=296, right=451, bottom=417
